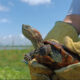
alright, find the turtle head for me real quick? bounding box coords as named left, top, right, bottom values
left=22, top=24, right=44, bottom=49
left=22, top=24, right=37, bottom=40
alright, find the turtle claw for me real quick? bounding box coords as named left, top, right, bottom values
left=24, top=54, right=32, bottom=61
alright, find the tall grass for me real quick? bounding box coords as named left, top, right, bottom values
left=0, top=48, right=33, bottom=79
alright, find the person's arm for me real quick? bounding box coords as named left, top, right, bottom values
left=64, top=0, right=80, bottom=34
left=64, top=15, right=80, bottom=34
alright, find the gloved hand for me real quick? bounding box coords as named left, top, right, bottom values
left=64, top=36, right=80, bottom=56
left=28, top=59, right=54, bottom=80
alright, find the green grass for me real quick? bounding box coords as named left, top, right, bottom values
left=0, top=48, right=33, bottom=79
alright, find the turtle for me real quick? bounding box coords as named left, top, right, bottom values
left=22, top=24, right=80, bottom=80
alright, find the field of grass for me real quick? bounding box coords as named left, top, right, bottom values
left=0, top=48, right=33, bottom=79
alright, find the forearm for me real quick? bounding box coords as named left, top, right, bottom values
left=64, top=0, right=80, bottom=35
left=64, top=15, right=80, bottom=34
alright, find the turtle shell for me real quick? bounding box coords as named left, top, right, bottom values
left=43, top=41, right=80, bottom=67
left=24, top=40, right=80, bottom=80
left=25, top=40, right=80, bottom=70
left=43, top=41, right=80, bottom=80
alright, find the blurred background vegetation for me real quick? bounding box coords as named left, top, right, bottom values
left=0, top=47, right=34, bottom=79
